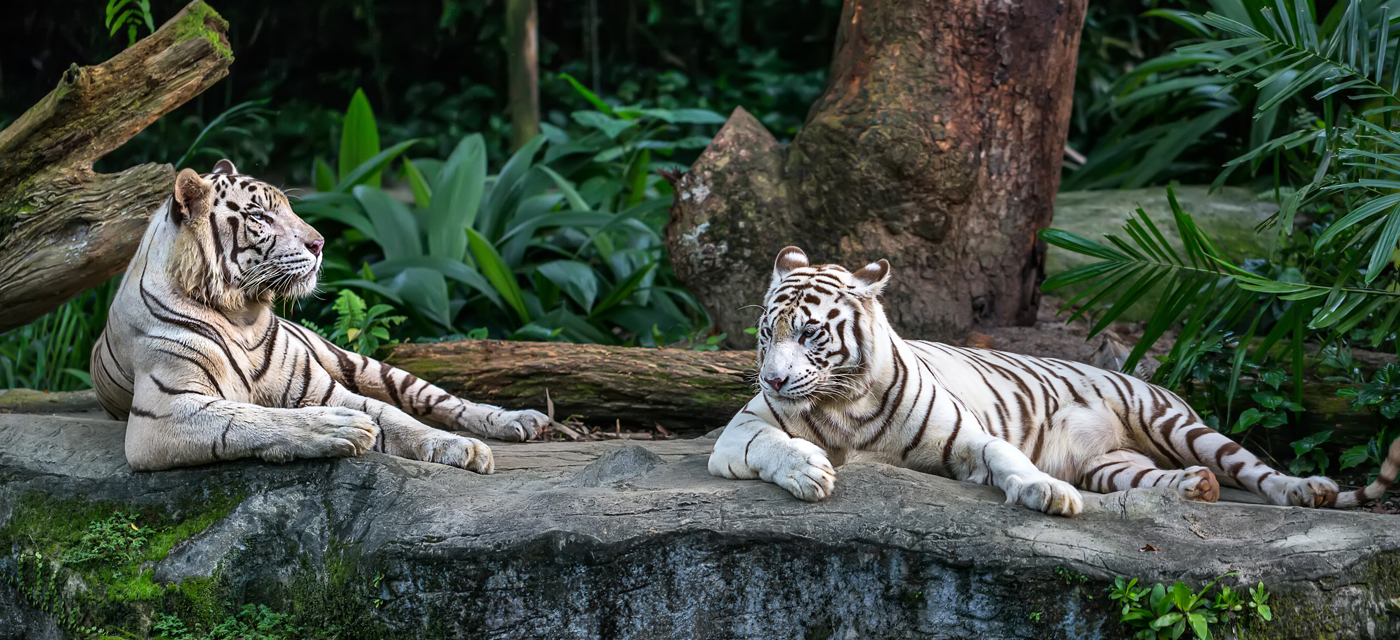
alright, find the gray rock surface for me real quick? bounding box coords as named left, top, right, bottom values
left=2, top=411, right=1399, bottom=639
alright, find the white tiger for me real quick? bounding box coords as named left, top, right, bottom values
left=710, top=246, right=1400, bottom=515
left=91, top=160, right=549, bottom=472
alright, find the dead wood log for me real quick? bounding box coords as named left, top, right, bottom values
left=665, top=0, right=1088, bottom=348
left=0, top=1, right=233, bottom=333
left=385, top=340, right=756, bottom=432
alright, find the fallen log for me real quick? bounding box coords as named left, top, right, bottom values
left=0, top=1, right=233, bottom=333
left=385, top=340, right=757, bottom=433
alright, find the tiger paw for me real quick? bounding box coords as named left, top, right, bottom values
left=1284, top=476, right=1338, bottom=508
left=1003, top=473, right=1083, bottom=517
left=761, top=438, right=836, bottom=502
left=1177, top=466, right=1220, bottom=503
left=309, top=406, right=378, bottom=456
left=474, top=409, right=548, bottom=442
left=417, top=432, right=494, bottom=474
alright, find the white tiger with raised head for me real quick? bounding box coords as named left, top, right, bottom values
left=91, top=160, right=549, bottom=472
left=710, top=246, right=1400, bottom=515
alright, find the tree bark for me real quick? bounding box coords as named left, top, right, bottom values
left=385, top=340, right=755, bottom=432
left=507, top=0, right=541, bottom=151
left=665, top=0, right=1087, bottom=348
left=0, top=1, right=233, bottom=334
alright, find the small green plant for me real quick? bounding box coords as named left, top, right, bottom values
left=301, top=288, right=406, bottom=356
left=1028, top=611, right=1043, bottom=623
left=1339, top=363, right=1400, bottom=421
left=328, top=289, right=405, bottom=355
left=1230, top=368, right=1302, bottom=435
left=1288, top=430, right=1333, bottom=476
left=1341, top=425, right=1394, bottom=484
left=692, top=332, right=727, bottom=351
left=63, top=510, right=147, bottom=566
left=1056, top=566, right=1089, bottom=585
left=104, top=0, right=155, bottom=47
left=1109, top=574, right=1271, bottom=640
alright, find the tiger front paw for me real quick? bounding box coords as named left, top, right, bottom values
left=762, top=438, right=837, bottom=502
left=417, top=432, right=494, bottom=474
left=468, top=408, right=548, bottom=442
left=1004, top=473, right=1083, bottom=517
left=265, top=407, right=378, bottom=462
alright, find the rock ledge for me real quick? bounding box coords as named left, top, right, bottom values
left=2, top=411, right=1399, bottom=639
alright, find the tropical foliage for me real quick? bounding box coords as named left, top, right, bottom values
left=288, top=85, right=721, bottom=346
left=1046, top=0, right=1400, bottom=471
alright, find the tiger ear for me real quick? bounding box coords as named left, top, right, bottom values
left=172, top=168, right=211, bottom=224
left=211, top=159, right=238, bottom=175
left=773, top=246, right=809, bottom=279
left=770, top=246, right=810, bottom=291
left=850, top=259, right=891, bottom=298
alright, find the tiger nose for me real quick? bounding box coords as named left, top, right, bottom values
left=305, top=238, right=324, bottom=256
left=763, top=375, right=788, bottom=392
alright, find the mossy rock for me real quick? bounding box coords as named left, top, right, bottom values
left=4, top=413, right=1400, bottom=639
left=1048, top=187, right=1279, bottom=321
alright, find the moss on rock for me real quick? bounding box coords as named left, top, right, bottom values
left=168, top=2, right=232, bottom=60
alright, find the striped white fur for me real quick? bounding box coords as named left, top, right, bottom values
left=91, top=160, right=548, bottom=472
left=710, top=247, right=1400, bottom=516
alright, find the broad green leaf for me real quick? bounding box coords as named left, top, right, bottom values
left=334, top=140, right=421, bottom=193
left=314, top=157, right=336, bottom=193
left=557, top=73, right=614, bottom=115
left=430, top=134, right=488, bottom=260
left=536, top=260, right=600, bottom=311
left=328, top=279, right=405, bottom=305
left=480, top=133, right=548, bottom=240
left=385, top=268, right=452, bottom=330
left=637, top=108, right=728, bottom=124
left=538, top=165, right=592, bottom=212
left=340, top=89, right=382, bottom=187
left=294, top=192, right=380, bottom=244
left=352, top=186, right=421, bottom=261
left=572, top=111, right=639, bottom=139
left=467, top=228, right=530, bottom=323
left=592, top=262, right=657, bottom=318
left=371, top=256, right=504, bottom=312
left=403, top=159, right=433, bottom=209
left=1187, top=612, right=1212, bottom=640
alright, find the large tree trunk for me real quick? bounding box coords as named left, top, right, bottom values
left=665, top=0, right=1086, bottom=348
left=0, top=1, right=233, bottom=334
left=506, top=0, right=541, bottom=151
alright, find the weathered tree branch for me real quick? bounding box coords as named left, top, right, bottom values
left=385, top=340, right=756, bottom=432
left=0, top=1, right=233, bottom=333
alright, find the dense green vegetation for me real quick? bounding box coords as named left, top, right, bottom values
left=1049, top=0, right=1400, bottom=476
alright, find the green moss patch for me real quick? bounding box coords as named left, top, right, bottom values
left=1, top=488, right=413, bottom=639
left=169, top=2, right=232, bottom=60
left=1, top=489, right=242, bottom=636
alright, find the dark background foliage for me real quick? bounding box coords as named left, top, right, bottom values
left=2, top=0, right=839, bottom=182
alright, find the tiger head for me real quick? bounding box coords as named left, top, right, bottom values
left=166, top=159, right=325, bottom=309
left=755, top=246, right=891, bottom=402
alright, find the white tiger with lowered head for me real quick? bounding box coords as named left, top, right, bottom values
left=709, top=246, right=1400, bottom=515
left=91, top=160, right=549, bottom=472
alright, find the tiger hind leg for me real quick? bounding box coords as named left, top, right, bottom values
left=1162, top=423, right=1338, bottom=507
left=1079, top=449, right=1221, bottom=503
